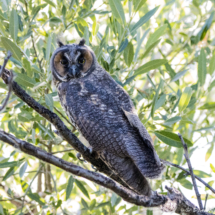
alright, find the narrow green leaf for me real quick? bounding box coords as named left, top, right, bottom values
left=15, top=73, right=36, bottom=88
left=154, top=130, right=193, bottom=148
left=81, top=198, right=89, bottom=209
left=198, top=49, right=207, bottom=86
left=193, top=170, right=211, bottom=178
left=123, top=42, right=134, bottom=67
left=131, top=7, right=159, bottom=33
left=178, top=87, right=192, bottom=112
left=66, top=176, right=74, bottom=200
left=89, top=199, right=96, bottom=210
left=154, top=94, right=166, bottom=110
left=83, top=27, right=89, bottom=46
left=170, top=69, right=188, bottom=82
left=111, top=193, right=118, bottom=206
left=0, top=37, right=22, bottom=61
left=133, top=59, right=167, bottom=77
left=151, top=79, right=163, bottom=118
left=209, top=53, right=215, bottom=75
left=27, top=192, right=45, bottom=205
left=146, top=25, right=167, bottom=49
left=19, top=161, right=28, bottom=178
left=46, top=34, right=52, bottom=62
left=0, top=204, right=4, bottom=215
left=141, top=39, right=160, bottom=59
left=118, top=38, right=128, bottom=53
left=205, top=144, right=214, bottom=162
left=134, top=29, right=150, bottom=61
left=199, top=102, right=215, bottom=110
left=43, top=0, right=56, bottom=7
left=75, top=180, right=90, bottom=199
left=45, top=94, right=54, bottom=111
left=133, top=0, right=146, bottom=11
left=49, top=17, right=62, bottom=23
left=0, top=159, right=24, bottom=168
left=109, top=0, right=125, bottom=24
left=9, top=9, right=18, bottom=42
left=163, top=116, right=181, bottom=126
left=3, top=167, right=15, bottom=181
left=210, top=163, right=215, bottom=173
left=178, top=179, right=193, bottom=190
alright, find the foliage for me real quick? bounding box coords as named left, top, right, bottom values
left=0, top=0, right=215, bottom=214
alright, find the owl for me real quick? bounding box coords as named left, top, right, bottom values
left=50, top=39, right=165, bottom=196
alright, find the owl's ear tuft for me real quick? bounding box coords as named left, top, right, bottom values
left=57, top=39, right=65, bottom=47
left=79, top=38, right=85, bottom=46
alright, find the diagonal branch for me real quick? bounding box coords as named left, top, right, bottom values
left=161, top=159, right=215, bottom=194
left=178, top=133, right=203, bottom=210
left=0, top=51, right=13, bottom=112
left=0, top=129, right=214, bottom=215
left=0, top=129, right=166, bottom=208
left=1, top=68, right=128, bottom=189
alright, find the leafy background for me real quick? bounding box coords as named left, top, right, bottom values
left=0, top=0, right=215, bottom=214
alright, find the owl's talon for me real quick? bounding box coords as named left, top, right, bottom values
left=76, top=152, right=86, bottom=162
left=91, top=165, right=98, bottom=171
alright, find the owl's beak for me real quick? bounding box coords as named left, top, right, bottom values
left=68, top=65, right=81, bottom=78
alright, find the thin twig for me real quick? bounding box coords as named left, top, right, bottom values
left=161, top=159, right=215, bottom=194
left=0, top=51, right=13, bottom=112
left=204, top=194, right=208, bottom=210
left=54, top=107, right=75, bottom=129
left=178, top=133, right=203, bottom=210
left=52, top=148, right=74, bottom=154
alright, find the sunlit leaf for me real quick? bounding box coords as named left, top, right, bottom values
left=109, top=0, right=125, bottom=24
left=19, top=162, right=28, bottom=178
left=178, top=87, right=192, bottom=112
left=210, top=163, right=215, bottom=173
left=66, top=176, right=74, bottom=200
left=45, top=94, right=54, bottom=111
left=146, top=25, right=167, bottom=49
left=131, top=7, right=159, bottom=33
left=193, top=170, right=211, bottom=178
left=118, top=38, right=128, bottom=53
left=75, top=180, right=90, bottom=199
left=133, top=59, right=167, bottom=77
left=154, top=130, right=193, bottom=148
left=163, top=116, right=181, bottom=126
left=198, top=49, right=207, bottom=86
left=43, top=0, right=56, bottom=7
left=9, top=9, right=18, bottom=42
left=209, top=53, right=215, bottom=75
left=133, top=0, right=146, bottom=11
left=15, top=73, right=36, bottom=88
left=0, top=37, right=22, bottom=61
left=170, top=70, right=188, bottom=82
left=123, top=42, right=134, bottom=67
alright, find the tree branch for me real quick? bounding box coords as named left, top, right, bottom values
left=0, top=68, right=129, bottom=189
left=161, top=159, right=215, bottom=194
left=0, top=51, right=13, bottom=112
left=178, top=133, right=203, bottom=210
left=1, top=129, right=214, bottom=215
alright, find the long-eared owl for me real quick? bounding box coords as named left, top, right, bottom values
left=50, top=39, right=165, bottom=196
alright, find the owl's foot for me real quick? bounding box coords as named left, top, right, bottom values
left=88, top=146, right=99, bottom=159
left=76, top=152, right=86, bottom=162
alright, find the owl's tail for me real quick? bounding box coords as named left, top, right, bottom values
left=99, top=150, right=152, bottom=196
left=128, top=139, right=166, bottom=180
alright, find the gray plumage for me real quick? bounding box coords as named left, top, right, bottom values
left=50, top=39, right=165, bottom=196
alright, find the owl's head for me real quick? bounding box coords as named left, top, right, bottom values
left=50, top=39, right=95, bottom=82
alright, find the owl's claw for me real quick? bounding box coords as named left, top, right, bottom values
left=76, top=152, right=86, bottom=162
left=91, top=165, right=98, bottom=171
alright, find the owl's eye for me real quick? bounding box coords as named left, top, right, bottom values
left=60, top=58, right=68, bottom=66
left=79, top=58, right=85, bottom=64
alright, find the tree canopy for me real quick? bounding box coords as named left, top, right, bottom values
left=0, top=0, right=215, bottom=214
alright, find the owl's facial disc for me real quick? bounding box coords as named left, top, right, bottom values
left=53, top=46, right=94, bottom=80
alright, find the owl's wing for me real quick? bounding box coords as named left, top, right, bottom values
left=100, top=72, right=162, bottom=166
left=121, top=107, right=161, bottom=166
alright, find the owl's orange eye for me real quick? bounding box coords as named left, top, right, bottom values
left=79, top=58, right=85, bottom=64
left=60, top=58, right=68, bottom=66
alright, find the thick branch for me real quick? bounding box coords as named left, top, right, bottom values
left=0, top=129, right=166, bottom=207
left=0, top=68, right=128, bottom=189
left=178, top=133, right=203, bottom=210
left=1, top=130, right=214, bottom=215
